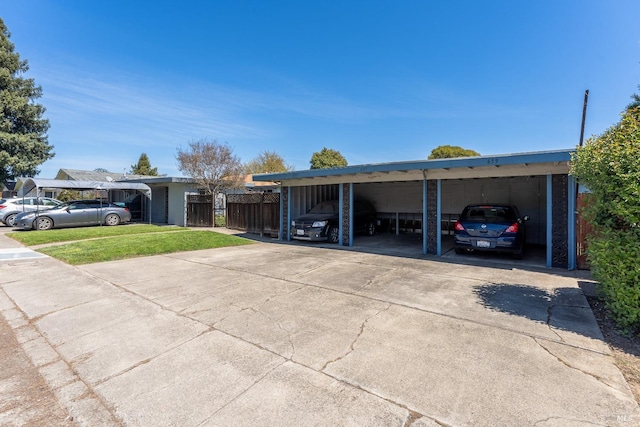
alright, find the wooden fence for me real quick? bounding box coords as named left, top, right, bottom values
left=186, top=194, right=214, bottom=227
left=576, top=193, right=593, bottom=270
left=226, top=193, right=280, bottom=236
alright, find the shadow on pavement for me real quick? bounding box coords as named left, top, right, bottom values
left=471, top=282, right=630, bottom=348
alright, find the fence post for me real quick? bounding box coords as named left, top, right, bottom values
left=259, top=193, right=265, bottom=237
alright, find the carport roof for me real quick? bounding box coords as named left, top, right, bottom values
left=253, top=149, right=575, bottom=186
left=16, top=178, right=152, bottom=199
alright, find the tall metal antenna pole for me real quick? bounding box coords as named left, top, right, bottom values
left=579, top=90, right=589, bottom=147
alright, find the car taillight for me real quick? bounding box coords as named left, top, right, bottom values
left=454, top=221, right=465, bottom=231
left=0, top=205, right=6, bottom=209
left=505, top=222, right=519, bottom=233
left=124, top=207, right=130, bottom=212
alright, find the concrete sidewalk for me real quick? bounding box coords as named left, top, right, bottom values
left=0, top=231, right=638, bottom=426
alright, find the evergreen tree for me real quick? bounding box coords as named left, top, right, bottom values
left=309, top=147, right=348, bottom=169
left=428, top=145, right=480, bottom=159
left=131, top=153, right=158, bottom=175
left=0, top=18, right=54, bottom=182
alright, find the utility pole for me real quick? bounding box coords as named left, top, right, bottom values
left=579, top=90, right=589, bottom=147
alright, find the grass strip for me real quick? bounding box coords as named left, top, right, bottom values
left=37, top=230, right=253, bottom=265
left=7, top=224, right=183, bottom=246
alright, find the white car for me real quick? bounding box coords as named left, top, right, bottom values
left=0, top=197, right=63, bottom=227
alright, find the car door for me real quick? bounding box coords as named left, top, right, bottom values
left=61, top=201, right=94, bottom=226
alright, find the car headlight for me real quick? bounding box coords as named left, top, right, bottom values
left=312, top=220, right=328, bottom=228
left=20, top=213, right=36, bottom=219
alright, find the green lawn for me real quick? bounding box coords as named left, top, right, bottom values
left=7, top=225, right=253, bottom=265
left=7, top=224, right=183, bottom=246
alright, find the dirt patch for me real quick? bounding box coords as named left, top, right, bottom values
left=0, top=315, right=73, bottom=426
left=586, top=295, right=640, bottom=403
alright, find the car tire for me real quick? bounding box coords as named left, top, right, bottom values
left=36, top=217, right=53, bottom=230
left=454, top=248, right=464, bottom=255
left=105, top=214, right=121, bottom=226
left=328, top=226, right=339, bottom=243
left=4, top=213, right=17, bottom=227
left=366, top=222, right=376, bottom=236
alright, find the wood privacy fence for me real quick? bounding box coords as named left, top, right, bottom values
left=576, top=193, right=593, bottom=270
left=226, top=193, right=280, bottom=236
left=186, top=194, right=214, bottom=227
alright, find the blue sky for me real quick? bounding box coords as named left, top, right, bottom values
left=2, top=1, right=639, bottom=178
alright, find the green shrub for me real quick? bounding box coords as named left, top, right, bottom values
left=587, top=228, right=640, bottom=331
left=214, top=215, right=226, bottom=227
left=571, top=106, right=640, bottom=332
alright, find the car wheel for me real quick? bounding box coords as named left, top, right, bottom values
left=328, top=226, right=339, bottom=243
left=366, top=222, right=375, bottom=236
left=5, top=213, right=17, bottom=227
left=454, top=248, right=464, bottom=255
left=105, top=214, right=120, bottom=226
left=36, top=217, right=53, bottom=230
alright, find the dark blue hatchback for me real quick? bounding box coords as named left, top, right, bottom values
left=453, top=204, right=529, bottom=259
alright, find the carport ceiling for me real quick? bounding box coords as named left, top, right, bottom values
left=254, top=149, right=574, bottom=186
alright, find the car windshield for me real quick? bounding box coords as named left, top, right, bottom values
left=462, top=206, right=516, bottom=223
left=309, top=202, right=337, bottom=214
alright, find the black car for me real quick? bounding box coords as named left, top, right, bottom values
left=290, top=200, right=377, bottom=243
left=454, top=204, right=529, bottom=259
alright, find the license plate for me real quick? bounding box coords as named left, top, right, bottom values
left=476, top=240, right=491, bottom=248
left=296, top=229, right=305, bottom=236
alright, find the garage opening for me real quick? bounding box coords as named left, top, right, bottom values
left=350, top=176, right=548, bottom=267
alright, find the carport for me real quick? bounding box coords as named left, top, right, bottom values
left=15, top=178, right=153, bottom=224
left=253, top=149, right=577, bottom=270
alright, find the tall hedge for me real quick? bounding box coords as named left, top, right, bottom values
left=571, top=106, right=640, bottom=332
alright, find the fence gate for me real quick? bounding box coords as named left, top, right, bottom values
left=576, top=193, right=593, bottom=270
left=227, top=193, right=280, bottom=236
left=187, top=194, right=214, bottom=227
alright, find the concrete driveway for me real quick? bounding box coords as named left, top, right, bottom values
left=0, top=233, right=638, bottom=426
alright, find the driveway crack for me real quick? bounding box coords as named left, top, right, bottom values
left=321, top=303, right=391, bottom=372
left=532, top=337, right=625, bottom=397
left=545, top=304, right=564, bottom=342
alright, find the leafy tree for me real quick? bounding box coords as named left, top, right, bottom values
left=94, top=168, right=109, bottom=173
left=310, top=147, right=347, bottom=169
left=428, top=145, right=480, bottom=159
left=245, top=150, right=293, bottom=174
left=131, top=153, right=158, bottom=176
left=627, top=84, right=640, bottom=110
left=57, top=189, right=83, bottom=202
left=0, top=18, right=54, bottom=183
left=571, top=106, right=640, bottom=332
left=175, top=138, right=243, bottom=196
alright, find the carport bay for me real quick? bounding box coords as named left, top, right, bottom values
left=14, top=178, right=153, bottom=224
left=253, top=149, right=577, bottom=270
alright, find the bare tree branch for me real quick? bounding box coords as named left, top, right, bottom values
left=176, top=139, right=243, bottom=195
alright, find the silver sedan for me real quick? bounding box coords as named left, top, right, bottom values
left=15, top=199, right=132, bottom=230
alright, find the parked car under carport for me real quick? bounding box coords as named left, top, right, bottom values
left=290, top=199, right=377, bottom=243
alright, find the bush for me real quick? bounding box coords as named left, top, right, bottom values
left=587, top=228, right=640, bottom=331
left=571, top=106, right=640, bottom=332
left=214, top=215, right=226, bottom=227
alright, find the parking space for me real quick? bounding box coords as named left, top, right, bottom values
left=1, top=233, right=637, bottom=425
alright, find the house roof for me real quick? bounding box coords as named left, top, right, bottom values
left=253, top=149, right=575, bottom=186
left=55, top=169, right=157, bottom=182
